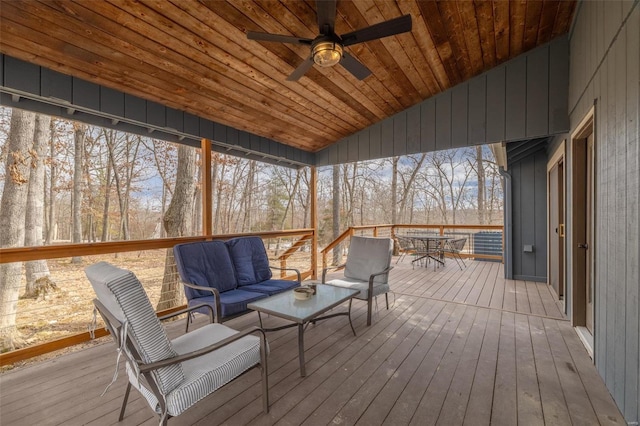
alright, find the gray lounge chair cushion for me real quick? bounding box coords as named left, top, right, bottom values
left=343, top=236, right=393, bottom=285
left=131, top=323, right=261, bottom=416
left=85, top=262, right=184, bottom=395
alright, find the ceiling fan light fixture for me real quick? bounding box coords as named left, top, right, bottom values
left=312, top=41, right=343, bottom=67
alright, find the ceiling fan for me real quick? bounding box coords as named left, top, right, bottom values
left=246, top=0, right=412, bottom=81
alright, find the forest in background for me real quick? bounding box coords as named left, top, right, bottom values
left=0, top=106, right=503, bottom=352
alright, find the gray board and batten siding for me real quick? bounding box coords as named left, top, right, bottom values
left=315, top=36, right=570, bottom=166
left=568, top=0, right=639, bottom=424
left=0, top=54, right=314, bottom=169
left=506, top=138, right=550, bottom=283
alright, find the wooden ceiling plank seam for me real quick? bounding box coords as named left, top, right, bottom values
left=492, top=0, right=511, bottom=63
left=455, top=0, right=484, bottom=76
left=7, top=1, right=328, bottom=148
left=473, top=0, right=498, bottom=71
left=523, top=0, right=545, bottom=51
left=353, top=0, right=432, bottom=100
left=204, top=2, right=374, bottom=133
left=166, top=0, right=361, bottom=135
left=397, top=1, right=449, bottom=92
left=551, top=1, right=577, bottom=38
left=135, top=1, right=358, bottom=138
left=509, top=0, right=527, bottom=57
left=236, top=0, right=393, bottom=121
left=537, top=0, right=562, bottom=44
left=367, top=0, right=440, bottom=99
left=0, top=37, right=318, bottom=151
left=437, top=0, right=475, bottom=81
left=417, top=0, right=463, bottom=87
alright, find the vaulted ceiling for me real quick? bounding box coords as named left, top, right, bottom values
left=0, top=0, right=576, bottom=153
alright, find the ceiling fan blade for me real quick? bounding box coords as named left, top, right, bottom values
left=316, top=0, right=336, bottom=35
left=340, top=52, right=371, bottom=80
left=341, top=14, right=412, bottom=47
left=247, top=31, right=312, bottom=45
left=287, top=57, right=315, bottom=81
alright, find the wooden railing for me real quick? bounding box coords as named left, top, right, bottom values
left=321, top=224, right=504, bottom=270
left=0, top=229, right=315, bottom=366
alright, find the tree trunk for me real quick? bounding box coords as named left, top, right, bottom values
left=101, top=157, right=112, bottom=242
left=332, top=165, right=341, bottom=265
left=157, top=145, right=196, bottom=311
left=71, top=124, right=85, bottom=263
left=24, top=114, right=53, bottom=298
left=0, top=109, right=36, bottom=351
left=45, top=120, right=56, bottom=245
left=391, top=157, right=398, bottom=224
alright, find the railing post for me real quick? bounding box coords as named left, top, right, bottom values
left=310, top=166, right=318, bottom=280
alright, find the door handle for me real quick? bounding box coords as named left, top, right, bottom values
left=578, top=243, right=589, bottom=249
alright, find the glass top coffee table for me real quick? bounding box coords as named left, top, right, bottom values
left=248, top=284, right=358, bottom=377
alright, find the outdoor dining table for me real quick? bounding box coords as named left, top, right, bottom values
left=405, top=235, right=452, bottom=268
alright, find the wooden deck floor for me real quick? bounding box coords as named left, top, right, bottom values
left=0, top=260, right=625, bottom=425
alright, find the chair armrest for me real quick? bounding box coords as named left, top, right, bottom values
left=158, top=303, right=214, bottom=324
left=270, top=266, right=301, bottom=282
left=322, top=263, right=347, bottom=283
left=138, top=326, right=267, bottom=372
left=368, top=265, right=394, bottom=287
left=181, top=282, right=223, bottom=323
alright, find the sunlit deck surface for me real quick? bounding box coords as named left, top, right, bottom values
left=0, top=260, right=625, bottom=425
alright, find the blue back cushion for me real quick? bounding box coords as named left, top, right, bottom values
left=173, top=241, right=238, bottom=299
left=226, top=237, right=272, bottom=286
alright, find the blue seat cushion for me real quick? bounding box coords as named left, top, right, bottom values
left=174, top=241, right=238, bottom=300
left=241, top=279, right=300, bottom=295
left=188, top=289, right=267, bottom=318
left=226, top=236, right=272, bottom=286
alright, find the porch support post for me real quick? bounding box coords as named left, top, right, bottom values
left=310, top=166, right=318, bottom=280
left=201, top=138, right=212, bottom=237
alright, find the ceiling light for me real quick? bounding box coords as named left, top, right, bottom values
left=312, top=41, right=343, bottom=67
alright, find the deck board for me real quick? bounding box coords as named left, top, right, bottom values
left=0, top=260, right=625, bottom=426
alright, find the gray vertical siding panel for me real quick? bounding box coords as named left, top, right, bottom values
left=393, top=112, right=407, bottom=155
left=213, top=122, right=226, bottom=142
left=328, top=143, right=338, bottom=165
left=569, top=3, right=640, bottom=422
left=4, top=56, right=40, bottom=94
left=519, top=157, right=536, bottom=277
left=549, top=37, right=570, bottom=133
left=348, top=135, right=358, bottom=162
left=435, top=91, right=452, bottom=150
left=534, top=151, right=547, bottom=277
left=41, top=69, right=72, bottom=102
left=250, top=134, right=261, bottom=152
left=486, top=66, right=506, bottom=143
left=511, top=163, right=522, bottom=276
left=183, top=112, right=199, bottom=135
left=526, top=47, right=549, bottom=137
left=227, top=126, right=239, bottom=146
left=369, top=123, right=381, bottom=158
left=358, top=129, right=370, bottom=160
left=146, top=101, right=165, bottom=128
left=624, top=8, right=639, bottom=421
left=421, top=99, right=436, bottom=153
left=165, top=108, right=183, bottom=132
left=73, top=79, right=100, bottom=111
left=381, top=119, right=394, bottom=158
left=468, top=77, right=486, bottom=145
left=506, top=56, right=527, bottom=140
left=338, top=139, right=349, bottom=163
left=238, top=131, right=251, bottom=150
left=316, top=146, right=329, bottom=166
left=124, top=93, right=145, bottom=123
left=100, top=87, right=124, bottom=117
left=0, top=54, right=4, bottom=85
left=406, top=105, right=421, bottom=154
left=451, top=84, right=468, bottom=148
left=200, top=119, right=214, bottom=141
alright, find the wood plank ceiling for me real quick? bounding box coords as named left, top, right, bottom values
left=0, top=0, right=576, bottom=153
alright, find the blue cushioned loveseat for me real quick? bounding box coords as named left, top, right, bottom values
left=174, top=236, right=301, bottom=324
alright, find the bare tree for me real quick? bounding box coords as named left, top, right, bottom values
left=332, top=164, right=341, bottom=264
left=71, top=123, right=85, bottom=263
left=157, top=145, right=196, bottom=311
left=0, top=109, right=36, bottom=351
left=24, top=114, right=54, bottom=298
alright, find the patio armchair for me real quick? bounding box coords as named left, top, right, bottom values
left=322, top=236, right=394, bottom=326
left=443, top=237, right=467, bottom=270
left=86, top=261, right=269, bottom=426
left=394, top=235, right=417, bottom=264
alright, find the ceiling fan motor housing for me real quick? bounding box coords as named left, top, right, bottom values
left=312, top=39, right=343, bottom=67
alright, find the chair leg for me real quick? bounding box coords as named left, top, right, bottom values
left=367, top=296, right=372, bottom=326
left=385, top=293, right=389, bottom=310
left=119, top=382, right=132, bottom=421
left=185, top=312, right=192, bottom=333
left=259, top=333, right=270, bottom=414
